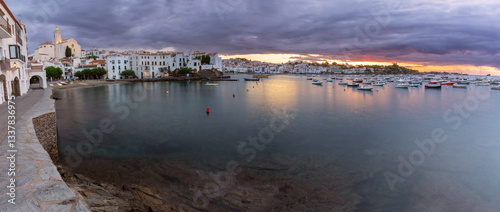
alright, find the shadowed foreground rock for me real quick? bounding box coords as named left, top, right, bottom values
left=58, top=157, right=365, bottom=211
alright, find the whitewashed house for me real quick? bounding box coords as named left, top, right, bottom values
left=0, top=1, right=29, bottom=104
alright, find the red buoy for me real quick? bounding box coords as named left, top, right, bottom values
left=206, top=107, right=210, bottom=113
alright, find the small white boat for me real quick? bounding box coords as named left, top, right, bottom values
left=453, top=84, right=467, bottom=88
left=476, top=82, right=490, bottom=86
left=491, top=86, right=500, bottom=90
left=206, top=82, right=219, bottom=86
left=373, top=82, right=386, bottom=86
left=338, top=81, right=348, bottom=85
left=408, top=84, right=419, bottom=87
left=347, top=83, right=360, bottom=87
left=395, top=83, right=410, bottom=88
left=358, top=86, right=373, bottom=91
left=312, top=81, right=323, bottom=85
left=362, top=82, right=372, bottom=85
left=327, top=79, right=333, bottom=82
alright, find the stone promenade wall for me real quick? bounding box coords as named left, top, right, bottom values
left=0, top=88, right=89, bottom=211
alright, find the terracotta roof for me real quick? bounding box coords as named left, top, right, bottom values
left=207, top=53, right=218, bottom=56
left=90, top=60, right=106, bottom=64
left=40, top=41, right=53, bottom=45
left=81, top=64, right=98, bottom=67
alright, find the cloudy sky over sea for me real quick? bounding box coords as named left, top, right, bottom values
left=6, top=0, right=500, bottom=74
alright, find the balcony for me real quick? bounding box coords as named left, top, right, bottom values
left=0, top=16, right=11, bottom=39
left=1, top=57, right=10, bottom=71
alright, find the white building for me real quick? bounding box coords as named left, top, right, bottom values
left=0, top=1, right=30, bottom=104
left=130, top=51, right=222, bottom=79
left=106, top=54, right=129, bottom=79
left=33, top=26, right=82, bottom=61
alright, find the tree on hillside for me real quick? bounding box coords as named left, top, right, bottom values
left=45, top=66, right=63, bottom=80
left=65, top=46, right=72, bottom=58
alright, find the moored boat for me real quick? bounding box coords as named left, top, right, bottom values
left=492, top=86, right=500, bottom=90
left=353, top=79, right=363, bottom=83
left=357, top=86, right=373, bottom=91
left=312, top=81, right=323, bottom=85
left=476, top=82, right=490, bottom=86
left=206, top=82, right=219, bottom=86
left=373, top=82, right=386, bottom=86
left=425, top=82, right=442, bottom=89
left=244, top=78, right=260, bottom=81
left=347, top=82, right=359, bottom=87
left=442, top=82, right=455, bottom=86
left=395, top=83, right=411, bottom=88
left=338, top=81, right=348, bottom=85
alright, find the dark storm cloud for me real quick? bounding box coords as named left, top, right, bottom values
left=5, top=0, right=500, bottom=68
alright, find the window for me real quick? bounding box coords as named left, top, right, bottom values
left=9, top=45, right=20, bottom=59
left=113, top=66, right=115, bottom=70
left=16, top=25, right=22, bottom=45
left=118, top=60, right=121, bottom=64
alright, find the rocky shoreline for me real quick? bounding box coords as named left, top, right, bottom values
left=55, top=156, right=366, bottom=212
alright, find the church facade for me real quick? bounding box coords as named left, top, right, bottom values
left=33, top=26, right=81, bottom=61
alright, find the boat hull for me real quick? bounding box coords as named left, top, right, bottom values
left=244, top=78, right=260, bottom=81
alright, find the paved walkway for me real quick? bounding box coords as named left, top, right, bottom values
left=0, top=89, right=44, bottom=143
left=0, top=88, right=89, bottom=211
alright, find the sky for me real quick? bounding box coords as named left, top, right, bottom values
left=5, top=0, right=500, bottom=75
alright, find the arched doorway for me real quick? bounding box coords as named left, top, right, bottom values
left=0, top=74, right=7, bottom=102
left=12, top=77, right=20, bottom=97
left=30, top=75, right=44, bottom=89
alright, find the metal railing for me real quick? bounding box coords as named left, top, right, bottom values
left=0, top=16, right=11, bottom=35
left=1, top=57, right=10, bottom=71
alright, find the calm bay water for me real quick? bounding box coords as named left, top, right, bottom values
left=55, top=75, right=500, bottom=211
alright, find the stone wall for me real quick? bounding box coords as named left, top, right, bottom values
left=0, top=88, right=89, bottom=211
left=33, top=112, right=59, bottom=162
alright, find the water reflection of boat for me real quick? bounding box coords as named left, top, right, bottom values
left=312, top=81, right=323, bottom=85
left=244, top=78, right=260, bottom=81
left=206, top=82, right=219, bottom=86
left=453, top=84, right=467, bottom=88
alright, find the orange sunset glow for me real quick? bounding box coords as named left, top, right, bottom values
left=221, top=54, right=500, bottom=76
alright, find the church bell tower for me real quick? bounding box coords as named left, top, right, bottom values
left=53, top=26, right=62, bottom=44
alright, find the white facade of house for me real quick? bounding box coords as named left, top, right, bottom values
left=0, top=1, right=29, bottom=104
left=106, top=54, right=130, bottom=79
left=130, top=51, right=222, bottom=79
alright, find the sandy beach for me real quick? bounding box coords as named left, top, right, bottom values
left=49, top=80, right=131, bottom=90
